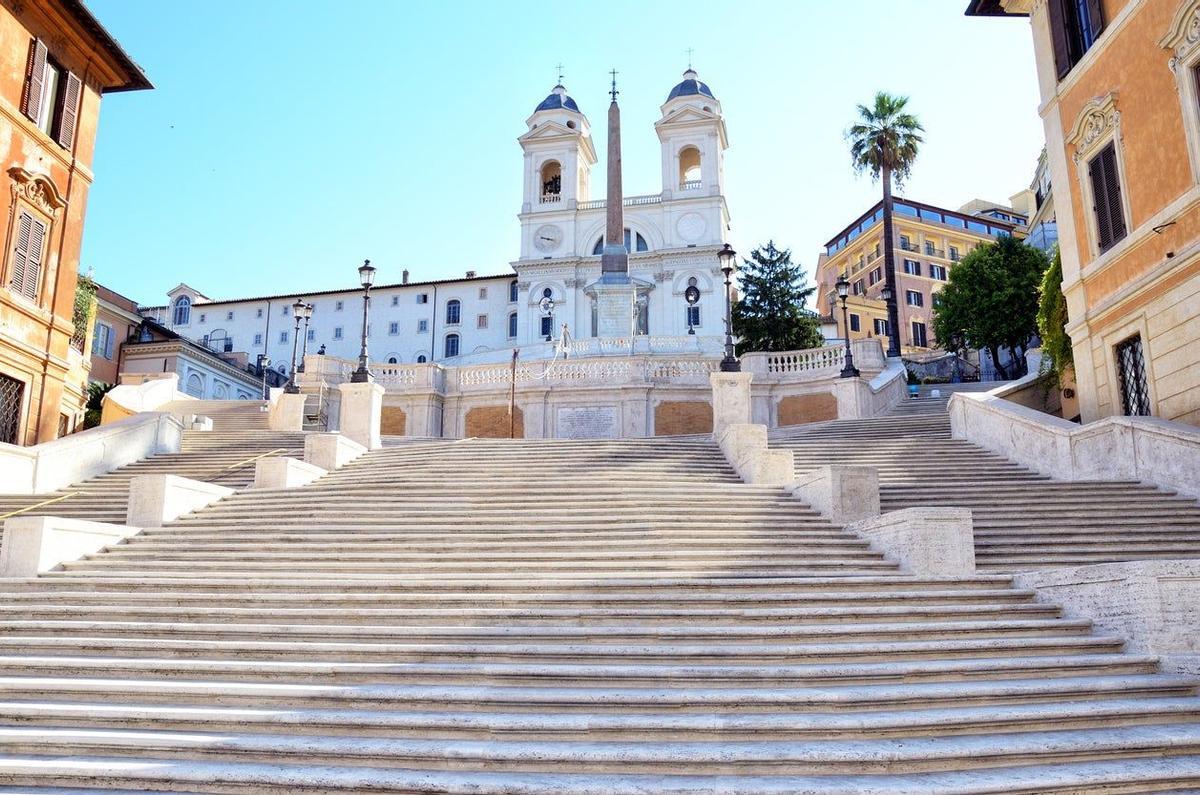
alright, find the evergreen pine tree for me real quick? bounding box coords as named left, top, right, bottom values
left=731, top=241, right=823, bottom=354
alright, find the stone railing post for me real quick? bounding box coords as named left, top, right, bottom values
left=710, top=371, right=753, bottom=438
left=338, top=381, right=385, bottom=450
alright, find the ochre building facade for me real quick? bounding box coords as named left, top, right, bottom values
left=0, top=0, right=148, bottom=445
left=971, top=0, right=1200, bottom=425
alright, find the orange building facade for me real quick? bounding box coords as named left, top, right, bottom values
left=0, top=0, right=149, bottom=444
left=970, top=0, right=1200, bottom=425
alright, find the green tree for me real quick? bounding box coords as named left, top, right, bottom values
left=1036, top=247, right=1073, bottom=385
left=731, top=241, right=823, bottom=354
left=847, top=91, right=924, bottom=358
left=83, top=381, right=114, bottom=430
left=931, top=235, right=1049, bottom=380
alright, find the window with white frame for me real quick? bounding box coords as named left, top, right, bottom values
left=388, top=321, right=399, bottom=335
left=509, top=280, right=519, bottom=302
left=418, top=319, right=428, bottom=333
left=905, top=290, right=924, bottom=307
left=335, top=300, right=344, bottom=311
left=931, top=264, right=948, bottom=281
left=873, top=318, right=889, bottom=336
left=507, top=312, right=518, bottom=338
left=279, top=331, right=289, bottom=343
left=1068, top=93, right=1130, bottom=257
left=91, top=322, right=114, bottom=359
left=254, top=333, right=263, bottom=345
left=903, top=259, right=921, bottom=276
left=685, top=306, right=700, bottom=328
left=256, top=308, right=263, bottom=318
left=226, top=311, right=233, bottom=321
left=417, top=293, right=428, bottom=304
left=477, top=314, right=488, bottom=329
left=198, top=313, right=206, bottom=324
left=444, top=333, right=460, bottom=358
left=172, top=296, right=191, bottom=325
left=333, top=327, right=343, bottom=340
left=307, top=328, right=315, bottom=342
left=1164, top=7, right=1200, bottom=184
left=479, top=287, right=487, bottom=300
left=446, top=299, right=461, bottom=325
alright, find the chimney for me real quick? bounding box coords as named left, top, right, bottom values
left=402, top=269, right=410, bottom=284
left=465, top=270, right=476, bottom=278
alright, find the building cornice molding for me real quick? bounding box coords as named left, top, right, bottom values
left=7, top=166, right=67, bottom=215
left=1066, top=92, right=1121, bottom=162
left=1162, top=0, right=1200, bottom=70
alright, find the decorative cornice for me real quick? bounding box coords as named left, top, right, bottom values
left=7, top=167, right=67, bottom=215
left=652, top=270, right=675, bottom=283
left=1162, top=0, right=1200, bottom=72
left=1066, top=93, right=1121, bottom=163
left=563, top=277, right=585, bottom=289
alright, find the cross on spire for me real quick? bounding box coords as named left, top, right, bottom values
left=556, top=62, right=564, bottom=85
left=610, top=69, right=619, bottom=101
left=686, top=48, right=693, bottom=69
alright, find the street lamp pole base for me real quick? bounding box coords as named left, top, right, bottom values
left=719, top=357, right=741, bottom=373
left=839, top=364, right=861, bottom=379
left=349, top=369, right=371, bottom=384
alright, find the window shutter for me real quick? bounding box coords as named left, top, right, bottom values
left=54, top=72, right=82, bottom=150
left=1089, top=150, right=1113, bottom=251
left=23, top=216, right=46, bottom=300
left=1084, top=0, right=1105, bottom=40
left=9, top=213, right=32, bottom=296
left=1046, top=0, right=1072, bottom=79
left=1100, top=144, right=1126, bottom=246
left=21, top=39, right=48, bottom=123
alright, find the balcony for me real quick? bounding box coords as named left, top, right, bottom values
left=925, top=246, right=946, bottom=258
left=539, top=194, right=561, bottom=205
left=866, top=251, right=880, bottom=264
left=680, top=180, right=702, bottom=191
left=577, top=194, right=664, bottom=211
left=899, top=241, right=918, bottom=252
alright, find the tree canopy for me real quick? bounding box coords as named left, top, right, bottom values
left=931, top=235, right=1049, bottom=379
left=846, top=92, right=924, bottom=187
left=731, top=241, right=823, bottom=354
left=1036, top=247, right=1073, bottom=384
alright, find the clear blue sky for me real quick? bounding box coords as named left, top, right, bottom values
left=82, top=0, right=1041, bottom=307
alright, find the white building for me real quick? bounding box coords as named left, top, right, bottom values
left=141, top=70, right=732, bottom=377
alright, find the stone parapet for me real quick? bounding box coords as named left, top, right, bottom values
left=710, top=371, right=752, bottom=438
left=0, top=516, right=139, bottom=577
left=338, top=381, right=386, bottom=450
left=304, top=433, right=367, bottom=471
left=253, top=457, right=327, bottom=490
left=849, top=507, right=976, bottom=577
left=126, top=475, right=234, bottom=528
left=1014, top=560, right=1200, bottom=675
left=267, top=390, right=307, bottom=432
left=716, top=423, right=794, bottom=486
left=791, top=465, right=880, bottom=525
left=950, top=391, right=1200, bottom=499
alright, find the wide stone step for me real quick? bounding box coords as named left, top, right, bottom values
left=4, top=695, right=1197, bottom=742
left=0, top=652, right=1152, bottom=687
left=3, top=722, right=1200, bottom=776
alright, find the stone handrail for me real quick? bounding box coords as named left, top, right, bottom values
left=0, top=412, right=184, bottom=495
left=950, top=391, right=1200, bottom=500
left=101, top=373, right=188, bottom=424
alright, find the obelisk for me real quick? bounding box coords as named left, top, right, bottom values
left=594, top=70, right=637, bottom=338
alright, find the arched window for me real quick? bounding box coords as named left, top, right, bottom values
left=509, top=280, right=519, bottom=302
left=213, top=383, right=229, bottom=400
left=387, top=356, right=398, bottom=364
left=172, top=296, right=191, bottom=325
left=417, top=354, right=428, bottom=363
left=185, top=372, right=204, bottom=397
left=508, top=311, right=518, bottom=338
left=540, top=160, right=562, bottom=203
left=592, top=229, right=649, bottom=255
left=446, top=299, right=461, bottom=325
left=679, top=146, right=702, bottom=188
left=444, top=333, right=460, bottom=358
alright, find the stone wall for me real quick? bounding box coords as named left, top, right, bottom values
left=777, top=392, right=838, bottom=426
left=654, top=401, right=711, bottom=436
left=465, top=405, right=524, bottom=439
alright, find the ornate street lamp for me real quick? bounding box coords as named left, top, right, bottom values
left=296, top=302, right=314, bottom=373
left=350, top=260, right=377, bottom=383
left=684, top=282, right=700, bottom=335
left=539, top=295, right=556, bottom=342
left=836, top=275, right=860, bottom=378
left=718, top=243, right=739, bottom=372
left=879, top=284, right=897, bottom=356
left=284, top=298, right=306, bottom=394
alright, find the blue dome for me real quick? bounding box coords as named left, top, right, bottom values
left=667, top=69, right=716, bottom=102
left=535, top=85, right=581, bottom=113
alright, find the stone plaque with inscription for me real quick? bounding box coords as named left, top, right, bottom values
left=556, top=406, right=619, bottom=439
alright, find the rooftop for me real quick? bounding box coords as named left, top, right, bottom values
left=60, top=0, right=153, bottom=92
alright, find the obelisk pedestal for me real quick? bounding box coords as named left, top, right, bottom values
left=594, top=75, right=637, bottom=337
left=593, top=282, right=637, bottom=338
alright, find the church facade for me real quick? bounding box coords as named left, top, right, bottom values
left=141, top=70, right=732, bottom=387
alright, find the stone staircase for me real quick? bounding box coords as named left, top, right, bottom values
left=0, top=401, right=305, bottom=529
left=0, top=435, right=1198, bottom=790
left=772, top=387, right=1200, bottom=571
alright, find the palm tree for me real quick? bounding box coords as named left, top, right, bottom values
left=847, top=92, right=924, bottom=357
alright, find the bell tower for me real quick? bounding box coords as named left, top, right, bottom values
left=655, top=68, right=728, bottom=201
left=518, top=83, right=596, bottom=215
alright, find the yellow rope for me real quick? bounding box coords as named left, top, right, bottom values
left=0, top=492, right=83, bottom=521
left=222, top=448, right=288, bottom=471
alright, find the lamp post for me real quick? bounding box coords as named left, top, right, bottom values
left=879, top=284, right=896, bottom=356
left=296, top=302, right=314, bottom=373
left=836, top=275, right=859, bottom=378
left=539, top=296, right=556, bottom=342
left=284, top=298, right=305, bottom=394
left=718, top=243, right=739, bottom=372
left=350, top=259, right=376, bottom=383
